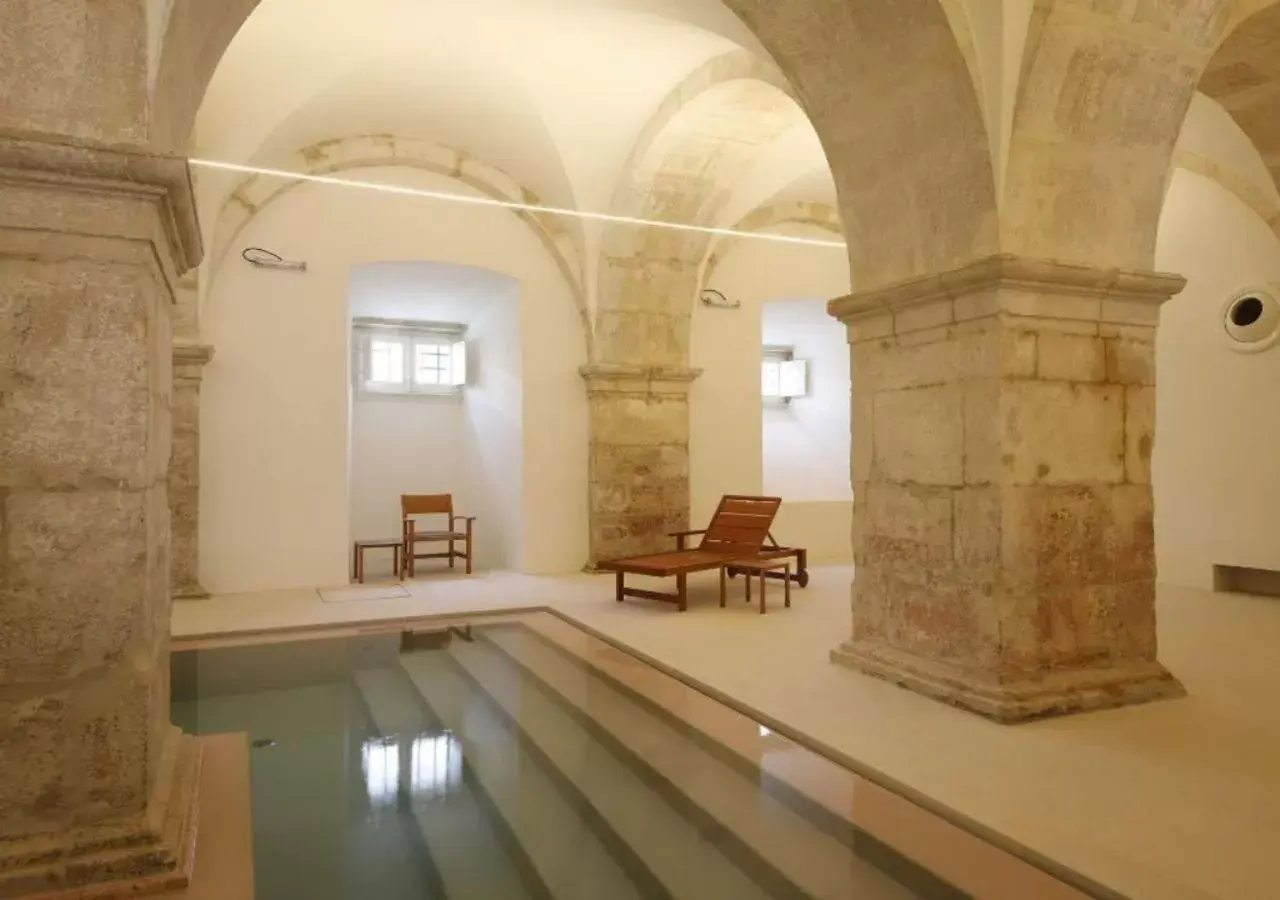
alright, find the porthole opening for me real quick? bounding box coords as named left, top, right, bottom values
left=1230, top=297, right=1264, bottom=328
left=1222, top=286, right=1280, bottom=353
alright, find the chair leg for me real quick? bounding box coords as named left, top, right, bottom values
left=784, top=564, right=791, bottom=608
left=465, top=524, right=473, bottom=575
left=759, top=572, right=766, bottom=615
left=719, top=566, right=726, bottom=608
left=449, top=536, right=455, bottom=568
left=615, top=571, right=624, bottom=602
left=355, top=547, right=364, bottom=584
left=676, top=574, right=687, bottom=612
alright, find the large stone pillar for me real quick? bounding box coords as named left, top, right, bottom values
left=0, top=138, right=202, bottom=893
left=171, top=343, right=214, bottom=600
left=582, top=364, right=699, bottom=566
left=830, top=255, right=1187, bottom=722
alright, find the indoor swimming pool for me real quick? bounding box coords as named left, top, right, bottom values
left=170, top=613, right=1097, bottom=900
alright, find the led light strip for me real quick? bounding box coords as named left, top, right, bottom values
left=189, top=158, right=848, bottom=250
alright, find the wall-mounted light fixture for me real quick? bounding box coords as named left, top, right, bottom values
left=241, top=246, right=307, bottom=272
left=700, top=288, right=741, bottom=310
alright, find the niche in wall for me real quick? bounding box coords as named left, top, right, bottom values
left=348, top=261, right=523, bottom=577
left=758, top=298, right=852, bottom=564
left=760, top=298, right=851, bottom=501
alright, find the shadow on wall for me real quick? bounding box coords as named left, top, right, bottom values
left=348, top=261, right=523, bottom=577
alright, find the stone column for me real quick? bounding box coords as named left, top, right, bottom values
left=0, top=138, right=202, bottom=893
left=582, top=364, right=699, bottom=566
left=830, top=255, right=1187, bottom=722
left=171, top=343, right=214, bottom=600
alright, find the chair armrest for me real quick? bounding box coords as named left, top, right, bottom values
left=670, top=528, right=705, bottom=551
left=450, top=515, right=477, bottom=524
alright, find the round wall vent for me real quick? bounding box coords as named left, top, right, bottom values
left=1222, top=285, right=1280, bottom=353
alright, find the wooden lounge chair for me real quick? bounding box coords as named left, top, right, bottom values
left=597, top=495, right=782, bottom=611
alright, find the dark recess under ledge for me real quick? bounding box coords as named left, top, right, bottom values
left=1213, top=564, right=1280, bottom=598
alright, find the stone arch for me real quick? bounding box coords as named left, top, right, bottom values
left=205, top=134, right=590, bottom=356
left=699, top=200, right=843, bottom=286
left=1001, top=1, right=1233, bottom=271
left=1174, top=150, right=1280, bottom=241
left=721, top=0, right=999, bottom=289
left=149, top=0, right=264, bottom=152
left=1198, top=2, right=1280, bottom=201
left=594, top=51, right=807, bottom=369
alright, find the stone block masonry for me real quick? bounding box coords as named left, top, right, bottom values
left=829, top=255, right=1186, bottom=722
left=0, top=137, right=203, bottom=895
left=582, top=364, right=700, bottom=566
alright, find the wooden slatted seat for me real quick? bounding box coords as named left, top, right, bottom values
left=597, top=495, right=783, bottom=611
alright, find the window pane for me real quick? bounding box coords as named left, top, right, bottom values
left=370, top=339, right=403, bottom=384
left=414, top=342, right=451, bottom=386
left=780, top=359, right=807, bottom=397
left=762, top=360, right=781, bottom=397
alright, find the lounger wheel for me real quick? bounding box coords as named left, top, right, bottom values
left=797, top=570, right=809, bottom=588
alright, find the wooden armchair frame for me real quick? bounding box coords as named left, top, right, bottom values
left=401, top=494, right=475, bottom=577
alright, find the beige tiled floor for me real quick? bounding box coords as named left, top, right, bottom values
left=172, top=566, right=1280, bottom=900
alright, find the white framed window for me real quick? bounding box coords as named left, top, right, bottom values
left=353, top=318, right=467, bottom=397
left=762, top=345, right=808, bottom=405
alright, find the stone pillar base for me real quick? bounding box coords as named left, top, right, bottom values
left=832, top=640, right=1185, bottom=722
left=0, top=729, right=203, bottom=898
left=172, top=584, right=211, bottom=601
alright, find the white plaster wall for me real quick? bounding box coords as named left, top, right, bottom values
left=761, top=298, right=852, bottom=501
left=347, top=262, right=523, bottom=577
left=692, top=227, right=852, bottom=562
left=201, top=167, right=587, bottom=595
left=1154, top=168, right=1280, bottom=589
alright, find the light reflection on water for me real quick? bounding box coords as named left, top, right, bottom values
left=361, top=731, right=465, bottom=807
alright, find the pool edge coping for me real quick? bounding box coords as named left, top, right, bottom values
left=171, top=603, right=1133, bottom=900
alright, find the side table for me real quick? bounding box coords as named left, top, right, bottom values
left=353, top=538, right=404, bottom=584
left=721, top=558, right=791, bottom=615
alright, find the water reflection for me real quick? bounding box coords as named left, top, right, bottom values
left=362, top=736, right=400, bottom=807
left=362, top=731, right=463, bottom=805
left=410, top=732, right=463, bottom=798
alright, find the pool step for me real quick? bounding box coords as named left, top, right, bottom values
left=399, top=653, right=653, bottom=900
left=478, top=627, right=920, bottom=900
left=441, top=639, right=782, bottom=900
left=351, top=667, right=545, bottom=900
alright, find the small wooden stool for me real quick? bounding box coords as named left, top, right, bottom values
left=352, top=539, right=404, bottom=584
left=721, top=558, right=791, bottom=614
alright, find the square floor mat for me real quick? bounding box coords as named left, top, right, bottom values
left=317, top=584, right=410, bottom=604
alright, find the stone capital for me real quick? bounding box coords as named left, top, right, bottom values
left=173, top=342, right=215, bottom=384
left=829, top=254, right=1187, bottom=342
left=0, top=135, right=203, bottom=293
left=580, top=363, right=702, bottom=396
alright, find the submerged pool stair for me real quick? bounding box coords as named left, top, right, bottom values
left=348, top=620, right=965, bottom=900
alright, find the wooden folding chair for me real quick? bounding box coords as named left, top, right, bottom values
left=401, top=494, right=475, bottom=577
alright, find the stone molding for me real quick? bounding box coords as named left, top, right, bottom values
left=829, top=254, right=1188, bottom=339
left=0, top=136, right=202, bottom=291
left=172, top=342, right=215, bottom=383
left=580, top=363, right=701, bottom=396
